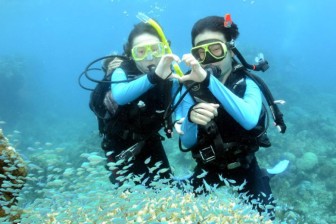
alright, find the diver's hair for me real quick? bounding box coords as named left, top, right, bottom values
left=123, top=22, right=162, bottom=57
left=191, top=16, right=239, bottom=46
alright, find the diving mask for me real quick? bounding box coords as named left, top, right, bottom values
left=191, top=39, right=228, bottom=64
left=131, top=42, right=165, bottom=61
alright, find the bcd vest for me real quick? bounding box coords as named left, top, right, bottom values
left=184, top=66, right=269, bottom=166
left=89, top=57, right=172, bottom=141
left=105, top=80, right=171, bottom=140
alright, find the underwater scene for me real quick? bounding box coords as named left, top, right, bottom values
left=1, top=0, right=336, bottom=223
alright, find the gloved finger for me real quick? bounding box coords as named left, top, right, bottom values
left=155, top=54, right=181, bottom=79
left=168, top=73, right=181, bottom=80
left=190, top=110, right=212, bottom=125
left=109, top=58, right=123, bottom=69
left=174, top=118, right=185, bottom=135
left=193, top=103, right=219, bottom=116
left=191, top=115, right=209, bottom=126
left=181, top=53, right=194, bottom=66
left=192, top=107, right=216, bottom=119
left=178, top=75, right=192, bottom=82
left=161, top=54, right=181, bottom=64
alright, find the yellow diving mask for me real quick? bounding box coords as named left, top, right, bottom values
left=191, top=39, right=228, bottom=64
left=136, top=12, right=183, bottom=77
left=131, top=42, right=165, bottom=61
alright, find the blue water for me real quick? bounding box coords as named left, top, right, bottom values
left=1, top=0, right=335, bottom=126
left=1, top=0, right=336, bottom=223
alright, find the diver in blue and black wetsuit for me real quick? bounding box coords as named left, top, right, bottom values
left=174, top=15, right=285, bottom=219
left=100, top=21, right=181, bottom=187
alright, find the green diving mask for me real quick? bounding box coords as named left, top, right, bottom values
left=131, top=42, right=165, bottom=61
left=191, top=39, right=228, bottom=64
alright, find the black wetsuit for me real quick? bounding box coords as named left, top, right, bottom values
left=181, top=67, right=275, bottom=218
left=101, top=75, right=173, bottom=187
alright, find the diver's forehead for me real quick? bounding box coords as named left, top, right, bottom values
left=132, top=33, right=160, bottom=47
left=194, top=31, right=225, bottom=45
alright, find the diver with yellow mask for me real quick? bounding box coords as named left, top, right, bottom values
left=174, top=14, right=287, bottom=220
left=79, top=14, right=181, bottom=186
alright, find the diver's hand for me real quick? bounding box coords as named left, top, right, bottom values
left=189, top=102, right=219, bottom=126
left=107, top=58, right=123, bottom=74
left=174, top=118, right=185, bottom=135
left=180, top=54, right=207, bottom=83
left=155, top=54, right=181, bottom=80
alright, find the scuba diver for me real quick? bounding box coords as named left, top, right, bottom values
left=79, top=15, right=181, bottom=187
left=174, top=14, right=287, bottom=219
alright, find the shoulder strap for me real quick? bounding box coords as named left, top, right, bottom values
left=162, top=80, right=174, bottom=138
left=242, top=69, right=286, bottom=133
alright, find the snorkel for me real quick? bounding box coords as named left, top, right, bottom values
left=137, top=12, right=184, bottom=77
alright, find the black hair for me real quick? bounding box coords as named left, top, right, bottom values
left=123, top=22, right=162, bottom=57
left=191, top=16, right=239, bottom=46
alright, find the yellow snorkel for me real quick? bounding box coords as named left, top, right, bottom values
left=137, top=12, right=184, bottom=77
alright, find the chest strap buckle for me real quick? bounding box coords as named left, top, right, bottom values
left=199, top=145, right=216, bottom=163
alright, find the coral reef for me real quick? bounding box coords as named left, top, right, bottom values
left=0, top=70, right=334, bottom=223
left=0, top=129, right=28, bottom=221
left=16, top=151, right=272, bottom=223
left=295, top=152, right=318, bottom=171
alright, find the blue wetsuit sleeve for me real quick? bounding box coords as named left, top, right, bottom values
left=208, top=75, right=262, bottom=130
left=171, top=79, right=182, bottom=121
left=178, top=86, right=198, bottom=148
left=111, top=68, right=154, bottom=105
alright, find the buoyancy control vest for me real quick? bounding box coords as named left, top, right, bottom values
left=89, top=56, right=172, bottom=141
left=183, top=64, right=271, bottom=165
left=105, top=80, right=171, bottom=141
